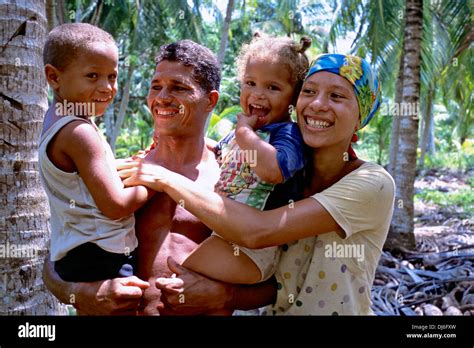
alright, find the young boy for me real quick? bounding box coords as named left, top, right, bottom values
left=39, top=23, right=153, bottom=282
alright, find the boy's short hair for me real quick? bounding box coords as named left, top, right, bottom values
left=43, top=23, right=117, bottom=70
left=155, top=40, right=221, bottom=93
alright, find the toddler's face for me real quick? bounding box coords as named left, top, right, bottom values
left=240, top=58, right=295, bottom=128
left=54, top=42, right=118, bottom=117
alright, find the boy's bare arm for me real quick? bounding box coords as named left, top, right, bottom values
left=58, top=120, right=153, bottom=219
left=235, top=118, right=283, bottom=184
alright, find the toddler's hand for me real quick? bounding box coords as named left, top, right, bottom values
left=236, top=112, right=259, bottom=130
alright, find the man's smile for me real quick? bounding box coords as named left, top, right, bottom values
left=153, top=106, right=181, bottom=117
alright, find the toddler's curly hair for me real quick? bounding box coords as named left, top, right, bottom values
left=236, top=33, right=312, bottom=89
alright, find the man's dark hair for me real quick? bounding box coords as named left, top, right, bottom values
left=155, top=40, right=221, bottom=93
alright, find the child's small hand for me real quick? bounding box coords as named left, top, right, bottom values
left=236, top=112, right=259, bottom=130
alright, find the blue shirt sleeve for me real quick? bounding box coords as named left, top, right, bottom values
left=260, top=122, right=306, bottom=182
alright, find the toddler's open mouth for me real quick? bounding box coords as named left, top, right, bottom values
left=249, top=103, right=270, bottom=118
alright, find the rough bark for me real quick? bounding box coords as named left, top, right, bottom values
left=386, top=0, right=423, bottom=250
left=0, top=0, right=67, bottom=314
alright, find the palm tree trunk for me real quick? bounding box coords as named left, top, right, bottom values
left=419, top=84, right=435, bottom=167
left=217, top=0, right=235, bottom=66
left=45, top=0, right=56, bottom=30
left=388, top=44, right=405, bottom=175
left=75, top=0, right=82, bottom=22
left=56, top=0, right=66, bottom=24
left=110, top=63, right=134, bottom=154
left=0, top=0, right=66, bottom=314
left=386, top=0, right=423, bottom=250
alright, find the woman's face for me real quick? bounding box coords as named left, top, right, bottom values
left=296, top=71, right=360, bottom=150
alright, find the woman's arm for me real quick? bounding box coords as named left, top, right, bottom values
left=121, top=163, right=342, bottom=249
left=43, top=256, right=149, bottom=315
left=156, top=257, right=276, bottom=314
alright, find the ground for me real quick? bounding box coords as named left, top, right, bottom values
left=373, top=168, right=474, bottom=316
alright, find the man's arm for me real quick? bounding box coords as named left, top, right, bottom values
left=43, top=256, right=149, bottom=315
left=156, top=257, right=276, bottom=314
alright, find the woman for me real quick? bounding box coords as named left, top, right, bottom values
left=121, top=54, right=395, bottom=315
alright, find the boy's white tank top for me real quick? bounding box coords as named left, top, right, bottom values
left=38, top=115, right=137, bottom=261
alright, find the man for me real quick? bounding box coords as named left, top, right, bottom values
left=43, top=40, right=275, bottom=315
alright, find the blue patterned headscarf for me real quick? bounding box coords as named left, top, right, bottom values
left=306, top=54, right=382, bottom=129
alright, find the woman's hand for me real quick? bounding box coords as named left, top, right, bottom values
left=155, top=257, right=232, bottom=315
left=115, top=157, right=141, bottom=172
left=118, top=160, right=174, bottom=192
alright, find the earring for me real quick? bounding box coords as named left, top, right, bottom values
left=351, top=133, right=359, bottom=143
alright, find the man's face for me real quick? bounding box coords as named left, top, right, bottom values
left=147, top=60, right=212, bottom=137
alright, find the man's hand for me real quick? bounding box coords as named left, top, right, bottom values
left=155, top=257, right=231, bottom=315
left=74, top=276, right=150, bottom=315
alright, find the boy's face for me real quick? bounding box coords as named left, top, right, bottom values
left=51, top=42, right=118, bottom=117
left=240, top=57, right=296, bottom=129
